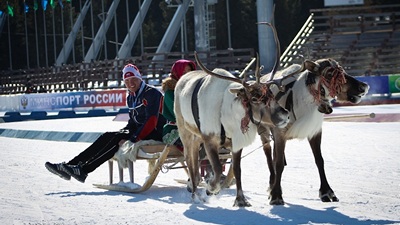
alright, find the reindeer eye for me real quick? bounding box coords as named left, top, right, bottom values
left=320, top=87, right=326, bottom=96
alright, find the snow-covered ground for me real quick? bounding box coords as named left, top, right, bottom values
left=0, top=104, right=399, bottom=225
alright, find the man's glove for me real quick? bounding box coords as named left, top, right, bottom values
left=118, top=129, right=131, bottom=140
left=119, top=129, right=130, bottom=134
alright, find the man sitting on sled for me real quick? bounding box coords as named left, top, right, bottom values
left=45, top=63, right=166, bottom=183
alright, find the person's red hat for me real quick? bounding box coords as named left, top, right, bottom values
left=170, top=59, right=196, bottom=81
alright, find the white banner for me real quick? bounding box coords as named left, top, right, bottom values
left=324, top=0, right=364, bottom=7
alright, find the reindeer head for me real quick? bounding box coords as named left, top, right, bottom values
left=194, top=52, right=289, bottom=132
left=299, top=58, right=369, bottom=105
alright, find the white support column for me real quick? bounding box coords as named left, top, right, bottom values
left=257, top=0, right=276, bottom=73
left=194, top=0, right=209, bottom=52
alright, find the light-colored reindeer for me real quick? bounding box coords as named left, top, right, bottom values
left=259, top=58, right=369, bottom=205
left=174, top=44, right=290, bottom=206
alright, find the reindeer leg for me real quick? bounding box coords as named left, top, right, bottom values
left=308, top=131, right=339, bottom=202
left=269, top=130, right=286, bottom=205
left=204, top=142, right=222, bottom=196
left=260, top=133, right=274, bottom=193
left=185, top=144, right=200, bottom=194
left=232, top=149, right=251, bottom=207
left=258, top=125, right=275, bottom=191
left=183, top=141, right=207, bottom=204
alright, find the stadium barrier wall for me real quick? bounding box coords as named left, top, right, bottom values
left=1, top=75, right=399, bottom=122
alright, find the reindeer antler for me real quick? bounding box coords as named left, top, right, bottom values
left=256, top=22, right=280, bottom=80
left=256, top=22, right=283, bottom=89
left=194, top=51, right=250, bottom=88
left=254, top=53, right=261, bottom=84
left=238, top=56, right=257, bottom=85
left=257, top=22, right=323, bottom=91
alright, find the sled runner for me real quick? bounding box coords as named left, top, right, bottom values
left=93, top=141, right=234, bottom=193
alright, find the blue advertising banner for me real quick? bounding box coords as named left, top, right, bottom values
left=356, top=76, right=389, bottom=95
left=19, top=90, right=127, bottom=111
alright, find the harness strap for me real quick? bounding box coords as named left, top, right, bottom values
left=247, top=101, right=262, bottom=126
left=305, top=72, right=317, bottom=86
left=274, top=80, right=296, bottom=121
left=220, top=124, right=226, bottom=145
left=275, top=80, right=295, bottom=101
left=191, top=77, right=227, bottom=145
left=285, top=90, right=296, bottom=121
left=191, top=77, right=205, bottom=132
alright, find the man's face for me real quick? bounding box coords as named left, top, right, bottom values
left=124, top=77, right=141, bottom=92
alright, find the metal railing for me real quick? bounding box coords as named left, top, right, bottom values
left=0, top=48, right=255, bottom=95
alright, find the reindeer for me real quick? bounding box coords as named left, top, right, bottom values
left=258, top=58, right=369, bottom=205
left=174, top=23, right=291, bottom=207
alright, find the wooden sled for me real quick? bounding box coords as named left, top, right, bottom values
left=93, top=143, right=234, bottom=193
left=93, top=144, right=173, bottom=193
left=94, top=144, right=186, bottom=193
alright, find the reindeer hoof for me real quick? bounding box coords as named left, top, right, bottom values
left=206, top=189, right=219, bottom=196
left=269, top=192, right=284, bottom=205
left=186, top=179, right=193, bottom=193
left=321, top=196, right=331, bottom=202
left=320, top=190, right=339, bottom=202
left=269, top=197, right=285, bottom=205
left=233, top=197, right=251, bottom=207
left=205, top=181, right=221, bottom=196
left=186, top=177, right=201, bottom=193
left=191, top=192, right=206, bottom=204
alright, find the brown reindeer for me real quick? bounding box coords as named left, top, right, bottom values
left=259, top=58, right=369, bottom=205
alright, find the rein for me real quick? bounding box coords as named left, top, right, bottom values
left=241, top=144, right=264, bottom=159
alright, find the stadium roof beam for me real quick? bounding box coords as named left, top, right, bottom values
left=117, top=0, right=152, bottom=59
left=0, top=12, right=6, bottom=37
left=151, top=0, right=191, bottom=61
left=84, top=0, right=120, bottom=63
left=55, top=0, right=91, bottom=66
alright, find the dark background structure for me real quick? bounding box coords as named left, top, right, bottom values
left=0, top=0, right=396, bottom=71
